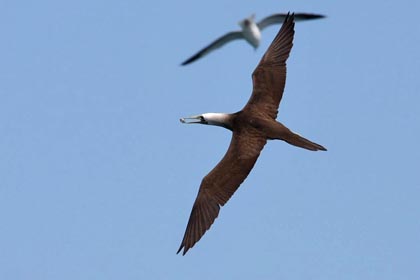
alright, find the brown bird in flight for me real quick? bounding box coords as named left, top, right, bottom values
left=178, top=13, right=326, bottom=255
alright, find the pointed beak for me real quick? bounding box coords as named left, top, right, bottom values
left=180, top=115, right=203, bottom=124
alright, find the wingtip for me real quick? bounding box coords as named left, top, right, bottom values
left=284, top=12, right=295, bottom=24
left=312, top=143, right=327, bottom=152
left=296, top=13, right=327, bottom=20
left=315, top=143, right=327, bottom=151
left=176, top=245, right=183, bottom=255
left=180, top=56, right=197, bottom=66
left=312, top=13, right=326, bottom=19
left=283, top=12, right=295, bottom=31
left=176, top=244, right=188, bottom=256
left=289, top=12, right=295, bottom=20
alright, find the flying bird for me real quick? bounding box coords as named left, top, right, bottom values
left=177, top=14, right=326, bottom=255
left=181, top=12, right=325, bottom=65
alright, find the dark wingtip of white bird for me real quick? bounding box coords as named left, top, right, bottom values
left=180, top=54, right=201, bottom=66
left=295, top=13, right=326, bottom=20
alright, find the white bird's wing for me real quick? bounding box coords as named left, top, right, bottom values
left=181, top=31, right=244, bottom=65
left=257, top=13, right=325, bottom=30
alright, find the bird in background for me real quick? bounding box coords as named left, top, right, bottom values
left=177, top=13, right=326, bottom=255
left=181, top=12, right=325, bottom=65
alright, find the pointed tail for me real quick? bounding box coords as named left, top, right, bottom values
left=282, top=130, right=327, bottom=151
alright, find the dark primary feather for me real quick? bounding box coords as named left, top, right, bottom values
left=244, top=13, right=295, bottom=119
left=181, top=31, right=244, bottom=65
left=177, top=14, right=296, bottom=255
left=257, top=13, right=325, bottom=30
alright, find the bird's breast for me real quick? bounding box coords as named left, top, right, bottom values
left=242, top=23, right=261, bottom=48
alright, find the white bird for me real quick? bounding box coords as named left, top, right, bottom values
left=181, top=13, right=325, bottom=65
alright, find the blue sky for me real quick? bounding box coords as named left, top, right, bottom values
left=1, top=0, right=419, bottom=279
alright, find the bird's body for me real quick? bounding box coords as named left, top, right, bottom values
left=178, top=14, right=326, bottom=255
left=181, top=13, right=325, bottom=65
left=239, top=15, right=261, bottom=49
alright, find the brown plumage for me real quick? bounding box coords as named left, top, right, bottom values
left=178, top=13, right=326, bottom=255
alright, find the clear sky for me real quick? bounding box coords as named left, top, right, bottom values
left=0, top=0, right=419, bottom=279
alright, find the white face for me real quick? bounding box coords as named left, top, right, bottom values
left=242, top=19, right=251, bottom=27
left=202, top=113, right=229, bottom=126
left=239, top=15, right=255, bottom=28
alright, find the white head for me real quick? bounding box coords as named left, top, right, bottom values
left=238, top=14, right=256, bottom=29
left=180, top=113, right=233, bottom=130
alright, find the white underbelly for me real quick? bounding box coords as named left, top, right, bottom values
left=242, top=24, right=261, bottom=48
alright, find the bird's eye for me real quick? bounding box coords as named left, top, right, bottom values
left=200, top=116, right=205, bottom=121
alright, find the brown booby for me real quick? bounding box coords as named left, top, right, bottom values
left=177, top=14, right=326, bottom=255
left=181, top=12, right=325, bottom=65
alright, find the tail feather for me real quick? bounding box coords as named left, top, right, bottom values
left=282, top=130, right=327, bottom=151
left=263, top=121, right=326, bottom=151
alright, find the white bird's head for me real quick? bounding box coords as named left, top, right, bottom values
left=238, top=14, right=256, bottom=28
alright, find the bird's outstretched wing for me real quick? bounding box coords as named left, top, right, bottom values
left=177, top=130, right=267, bottom=255
left=181, top=31, right=244, bottom=65
left=244, top=13, right=295, bottom=119
left=257, top=13, right=324, bottom=30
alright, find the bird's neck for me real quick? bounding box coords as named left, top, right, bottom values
left=203, top=113, right=233, bottom=130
